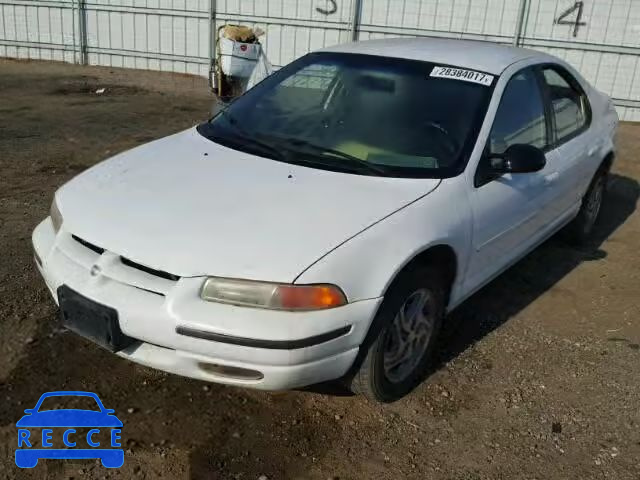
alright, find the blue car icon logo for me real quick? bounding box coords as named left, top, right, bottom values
left=15, top=391, right=123, bottom=468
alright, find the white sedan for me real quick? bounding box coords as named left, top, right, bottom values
left=33, top=38, right=618, bottom=402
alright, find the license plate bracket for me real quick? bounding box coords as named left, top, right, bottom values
left=57, top=285, right=135, bottom=353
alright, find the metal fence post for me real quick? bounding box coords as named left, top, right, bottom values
left=350, top=0, right=363, bottom=41
left=77, top=0, right=88, bottom=65
left=512, top=0, right=528, bottom=47
left=208, top=0, right=217, bottom=90
left=70, top=0, right=77, bottom=64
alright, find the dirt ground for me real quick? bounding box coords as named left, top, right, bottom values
left=1, top=59, right=639, bottom=480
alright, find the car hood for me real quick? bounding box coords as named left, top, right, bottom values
left=16, top=410, right=123, bottom=428
left=57, top=127, right=441, bottom=281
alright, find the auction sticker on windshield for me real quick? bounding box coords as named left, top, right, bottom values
left=430, top=66, right=494, bottom=86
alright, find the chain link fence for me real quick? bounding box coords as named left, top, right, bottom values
left=1, top=0, right=640, bottom=120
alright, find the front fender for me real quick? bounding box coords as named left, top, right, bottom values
left=295, top=177, right=471, bottom=305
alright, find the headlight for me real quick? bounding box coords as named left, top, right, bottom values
left=200, top=277, right=347, bottom=311
left=50, top=197, right=63, bottom=234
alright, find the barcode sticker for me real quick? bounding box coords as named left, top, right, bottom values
left=430, top=66, right=494, bottom=86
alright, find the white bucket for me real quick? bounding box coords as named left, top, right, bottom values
left=219, top=36, right=261, bottom=78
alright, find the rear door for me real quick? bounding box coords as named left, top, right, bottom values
left=538, top=65, right=595, bottom=218
left=465, top=66, right=558, bottom=292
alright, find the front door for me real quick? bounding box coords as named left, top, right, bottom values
left=464, top=66, right=556, bottom=293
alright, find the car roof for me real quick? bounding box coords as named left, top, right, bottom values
left=319, top=37, right=555, bottom=75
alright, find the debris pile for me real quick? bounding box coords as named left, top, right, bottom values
left=214, top=24, right=273, bottom=99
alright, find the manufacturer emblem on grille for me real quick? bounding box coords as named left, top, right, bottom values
left=90, top=265, right=101, bottom=277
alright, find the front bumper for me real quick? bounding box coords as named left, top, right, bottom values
left=32, top=218, right=382, bottom=390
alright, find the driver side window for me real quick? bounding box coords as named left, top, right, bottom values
left=476, top=67, right=547, bottom=187
left=489, top=68, right=547, bottom=155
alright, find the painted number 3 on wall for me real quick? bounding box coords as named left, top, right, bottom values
left=316, top=0, right=337, bottom=15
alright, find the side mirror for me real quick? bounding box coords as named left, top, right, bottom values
left=490, top=144, right=546, bottom=174
left=104, top=409, right=115, bottom=414
left=23, top=409, right=34, bottom=415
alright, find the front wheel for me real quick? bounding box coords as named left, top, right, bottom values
left=350, top=267, right=445, bottom=403
left=564, top=168, right=607, bottom=244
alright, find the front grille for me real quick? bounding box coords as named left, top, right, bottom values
left=72, top=235, right=105, bottom=255
left=71, top=235, right=104, bottom=255
left=131, top=284, right=165, bottom=297
left=71, top=233, right=180, bottom=283
left=120, top=257, right=180, bottom=282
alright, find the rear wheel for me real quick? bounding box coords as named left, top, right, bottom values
left=350, top=267, right=445, bottom=403
left=564, top=168, right=607, bottom=244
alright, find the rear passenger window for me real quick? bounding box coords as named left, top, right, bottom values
left=542, top=67, right=589, bottom=142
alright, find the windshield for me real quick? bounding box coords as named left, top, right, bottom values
left=198, top=52, right=494, bottom=178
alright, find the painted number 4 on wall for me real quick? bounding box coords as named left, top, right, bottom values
left=555, top=1, right=587, bottom=37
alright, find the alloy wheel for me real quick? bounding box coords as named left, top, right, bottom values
left=382, top=288, right=435, bottom=383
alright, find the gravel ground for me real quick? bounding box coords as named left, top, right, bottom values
left=0, top=59, right=639, bottom=480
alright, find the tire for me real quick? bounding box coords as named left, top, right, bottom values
left=564, top=168, right=608, bottom=245
left=350, top=266, right=445, bottom=403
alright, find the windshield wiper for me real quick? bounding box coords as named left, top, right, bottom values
left=262, top=136, right=391, bottom=177
left=210, top=113, right=389, bottom=176
left=214, top=110, right=287, bottom=161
